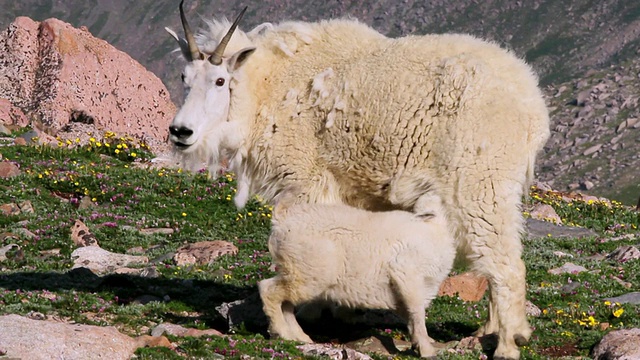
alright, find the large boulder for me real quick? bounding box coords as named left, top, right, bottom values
left=592, top=328, right=640, bottom=360
left=0, top=16, right=175, bottom=145
left=0, top=314, right=139, bottom=360
left=0, top=98, right=29, bottom=127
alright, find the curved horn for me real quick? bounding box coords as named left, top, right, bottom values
left=209, top=6, right=247, bottom=65
left=180, top=0, right=202, bottom=61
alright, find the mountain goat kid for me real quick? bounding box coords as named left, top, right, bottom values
left=166, top=2, right=550, bottom=358
left=259, top=194, right=455, bottom=358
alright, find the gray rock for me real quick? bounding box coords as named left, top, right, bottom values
left=139, top=227, right=175, bottom=235
left=298, top=343, right=373, bottom=360
left=18, top=130, right=39, bottom=144
left=71, top=246, right=149, bottom=275
left=576, top=89, right=591, bottom=105
left=583, top=143, right=603, bottom=156
left=151, top=322, right=224, bottom=338
left=525, top=218, right=597, bottom=240
left=606, top=246, right=640, bottom=263
left=592, top=328, right=640, bottom=360
left=0, top=244, right=19, bottom=261
left=12, top=227, right=36, bottom=239
left=604, top=292, right=640, bottom=305
left=139, top=266, right=161, bottom=278
left=561, top=282, right=582, bottom=294
left=215, top=292, right=268, bottom=331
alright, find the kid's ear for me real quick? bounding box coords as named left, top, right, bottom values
left=227, top=46, right=256, bottom=72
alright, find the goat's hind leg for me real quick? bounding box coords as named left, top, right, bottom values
left=282, top=301, right=312, bottom=343
left=258, top=277, right=294, bottom=340
left=258, top=277, right=313, bottom=343
left=390, top=275, right=436, bottom=358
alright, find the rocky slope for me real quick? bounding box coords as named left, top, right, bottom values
left=1, top=0, right=639, bottom=203
left=539, top=57, right=640, bottom=205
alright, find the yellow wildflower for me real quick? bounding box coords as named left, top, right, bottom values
left=613, top=308, right=624, bottom=318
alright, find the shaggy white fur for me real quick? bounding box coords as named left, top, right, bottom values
left=167, top=10, right=550, bottom=359
left=259, top=194, right=455, bottom=358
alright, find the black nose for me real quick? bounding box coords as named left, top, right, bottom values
left=169, top=126, right=193, bottom=138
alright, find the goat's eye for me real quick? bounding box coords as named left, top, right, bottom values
left=181, top=73, right=185, bottom=82
left=215, top=78, right=225, bottom=86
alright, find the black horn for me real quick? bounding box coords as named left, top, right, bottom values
left=209, top=6, right=248, bottom=65
left=180, top=0, right=203, bottom=61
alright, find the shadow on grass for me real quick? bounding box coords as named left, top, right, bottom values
left=0, top=268, right=254, bottom=331
left=0, top=269, right=481, bottom=350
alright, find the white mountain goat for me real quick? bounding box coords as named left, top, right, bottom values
left=259, top=193, right=455, bottom=358
left=165, top=2, right=550, bottom=358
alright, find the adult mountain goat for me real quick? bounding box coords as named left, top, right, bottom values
left=166, top=2, right=550, bottom=358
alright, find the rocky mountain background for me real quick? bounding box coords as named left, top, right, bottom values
left=1, top=0, right=640, bottom=204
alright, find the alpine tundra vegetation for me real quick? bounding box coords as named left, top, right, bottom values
left=166, top=1, right=550, bottom=358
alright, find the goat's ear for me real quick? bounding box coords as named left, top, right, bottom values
left=227, top=46, right=256, bottom=72
left=165, top=27, right=192, bottom=61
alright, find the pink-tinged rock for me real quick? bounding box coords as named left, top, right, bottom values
left=0, top=18, right=40, bottom=111
left=15, top=200, right=34, bottom=214
left=13, top=137, right=27, bottom=145
left=0, top=314, right=139, bottom=360
left=0, top=161, right=20, bottom=178
left=529, top=203, right=562, bottom=224
left=70, top=219, right=99, bottom=247
left=0, top=203, right=20, bottom=216
left=135, top=335, right=173, bottom=349
left=0, top=17, right=175, bottom=144
left=526, top=300, right=542, bottom=317
left=548, top=262, right=588, bottom=275
left=174, top=241, right=239, bottom=266
left=0, top=98, right=29, bottom=127
left=592, top=328, right=640, bottom=360
left=438, top=272, right=488, bottom=302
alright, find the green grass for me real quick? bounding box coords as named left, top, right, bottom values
left=1, top=130, right=639, bottom=359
